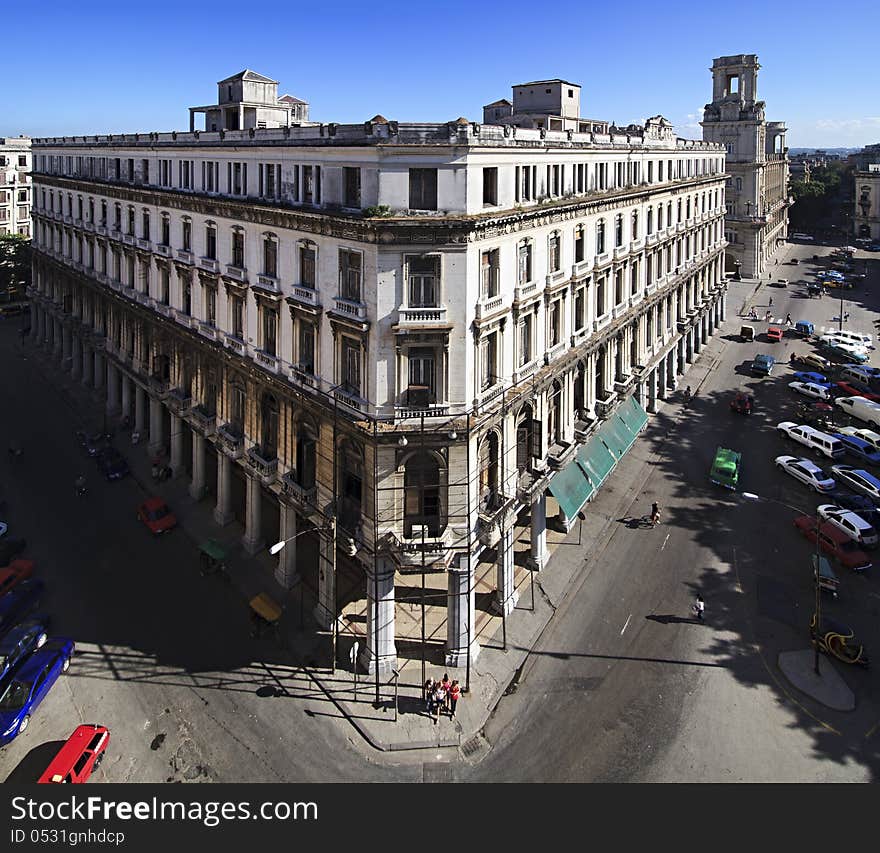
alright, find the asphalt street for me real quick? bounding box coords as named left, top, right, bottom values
left=1, top=239, right=878, bottom=782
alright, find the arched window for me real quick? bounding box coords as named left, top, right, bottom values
left=404, top=452, right=445, bottom=537
left=260, top=392, right=279, bottom=459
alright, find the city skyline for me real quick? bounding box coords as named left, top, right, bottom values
left=5, top=0, right=878, bottom=148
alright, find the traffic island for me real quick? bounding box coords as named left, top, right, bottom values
left=778, top=649, right=855, bottom=711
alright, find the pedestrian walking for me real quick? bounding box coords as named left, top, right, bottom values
left=785, top=313, right=792, bottom=326
left=692, top=595, right=705, bottom=622
left=424, top=678, right=434, bottom=713
left=769, top=297, right=773, bottom=308
left=449, top=680, right=461, bottom=718
left=440, top=672, right=451, bottom=712
left=433, top=681, right=446, bottom=724
left=650, top=501, right=661, bottom=527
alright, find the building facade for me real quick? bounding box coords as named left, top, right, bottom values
left=0, top=136, right=32, bottom=237
left=29, top=74, right=728, bottom=676
left=702, top=54, right=790, bottom=278
left=855, top=164, right=880, bottom=241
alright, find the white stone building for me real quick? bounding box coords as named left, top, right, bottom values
left=0, top=136, right=32, bottom=237
left=702, top=54, right=790, bottom=278
left=855, top=164, right=880, bottom=241
left=29, top=72, right=728, bottom=676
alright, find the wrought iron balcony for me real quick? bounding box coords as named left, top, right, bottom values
left=281, top=472, right=316, bottom=510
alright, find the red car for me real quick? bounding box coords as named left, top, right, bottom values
left=767, top=327, right=784, bottom=342
left=794, top=515, right=872, bottom=572
left=38, top=724, right=110, bottom=783
left=730, top=392, right=754, bottom=415
left=137, top=497, right=178, bottom=534
left=0, top=560, right=34, bottom=596
left=835, top=381, right=880, bottom=402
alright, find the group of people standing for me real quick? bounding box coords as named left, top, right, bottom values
left=424, top=673, right=461, bottom=723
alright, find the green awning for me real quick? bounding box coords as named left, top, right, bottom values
left=577, top=437, right=617, bottom=489
left=547, top=461, right=595, bottom=520
left=597, top=415, right=636, bottom=458
left=199, top=539, right=228, bottom=561
left=617, top=395, right=649, bottom=437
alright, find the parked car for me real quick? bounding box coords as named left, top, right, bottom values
left=0, top=560, right=34, bottom=597
left=751, top=354, right=776, bottom=376
left=739, top=325, right=755, bottom=342
left=0, top=522, right=6, bottom=538
left=97, top=447, right=129, bottom=481
left=795, top=320, right=814, bottom=337
left=789, top=381, right=832, bottom=401
left=806, top=282, right=823, bottom=297
left=0, top=618, right=49, bottom=684
left=835, top=396, right=880, bottom=427
left=0, top=538, right=26, bottom=567
left=793, top=352, right=830, bottom=371
left=832, top=433, right=880, bottom=465
left=793, top=371, right=831, bottom=387
left=0, top=580, right=44, bottom=639
left=793, top=516, right=873, bottom=572
left=841, top=365, right=880, bottom=383
left=830, top=466, right=880, bottom=501
left=835, top=381, right=880, bottom=402
left=767, top=326, right=784, bottom=342
left=817, top=504, right=879, bottom=548
left=825, top=343, right=869, bottom=364
left=136, top=498, right=178, bottom=535
left=38, top=724, right=110, bottom=784
left=0, top=638, right=75, bottom=745
left=832, top=493, right=880, bottom=522
left=730, top=392, right=753, bottom=415
left=776, top=423, right=844, bottom=458
left=775, top=455, right=836, bottom=492
left=836, top=426, right=880, bottom=453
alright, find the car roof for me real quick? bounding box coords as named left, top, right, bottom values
left=13, top=641, right=70, bottom=682
left=142, top=497, right=167, bottom=510
left=797, top=458, right=825, bottom=473
left=835, top=510, right=873, bottom=530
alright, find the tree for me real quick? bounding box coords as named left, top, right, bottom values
left=0, top=234, right=31, bottom=303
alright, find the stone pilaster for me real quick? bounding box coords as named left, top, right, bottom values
left=148, top=396, right=164, bottom=456
left=213, top=452, right=234, bottom=525
left=169, top=413, right=184, bottom=478
left=528, top=492, right=548, bottom=571
left=189, top=431, right=207, bottom=500
left=275, top=500, right=299, bottom=589
left=493, top=526, right=519, bottom=616
left=445, top=552, right=481, bottom=667
left=360, top=557, right=398, bottom=676
left=241, top=473, right=264, bottom=555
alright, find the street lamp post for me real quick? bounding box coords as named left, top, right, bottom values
left=743, top=492, right=822, bottom=675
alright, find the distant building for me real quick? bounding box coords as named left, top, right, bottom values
left=850, top=143, right=880, bottom=171
left=189, top=69, right=311, bottom=132
left=855, top=164, right=880, bottom=241
left=483, top=79, right=609, bottom=134
left=0, top=136, right=32, bottom=237
left=701, top=54, right=790, bottom=278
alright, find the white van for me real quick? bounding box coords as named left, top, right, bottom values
left=836, top=426, right=880, bottom=453
left=834, top=330, right=874, bottom=349
left=835, top=396, right=880, bottom=428
left=777, top=422, right=845, bottom=459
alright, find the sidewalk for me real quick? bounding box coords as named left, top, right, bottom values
left=23, top=319, right=735, bottom=755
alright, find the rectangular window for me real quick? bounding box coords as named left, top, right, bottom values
left=518, top=315, right=532, bottom=367
left=300, top=244, right=316, bottom=287
left=160, top=267, right=170, bottom=304
left=481, top=249, right=499, bottom=298
left=142, top=211, right=150, bottom=240
left=341, top=337, right=361, bottom=394
left=231, top=296, right=244, bottom=338
left=264, top=239, right=277, bottom=277
left=343, top=167, right=361, bottom=208
left=205, top=287, right=216, bottom=326
left=549, top=301, right=560, bottom=347
left=574, top=227, right=585, bottom=263
left=482, top=167, right=498, bottom=206
left=339, top=250, right=362, bottom=301
left=232, top=231, right=245, bottom=268
left=142, top=159, right=149, bottom=184
left=596, top=221, right=605, bottom=254
left=407, top=255, right=439, bottom=307
left=518, top=242, right=532, bottom=285
left=182, top=220, right=191, bottom=252
left=298, top=322, right=315, bottom=373
left=205, top=226, right=216, bottom=260
left=303, top=166, right=315, bottom=204
left=127, top=207, right=135, bottom=236
left=480, top=332, right=497, bottom=390
left=409, top=168, right=438, bottom=211
left=262, top=307, right=277, bottom=356
left=549, top=232, right=561, bottom=272
left=408, top=347, right=436, bottom=399
left=161, top=216, right=170, bottom=246
left=574, top=288, right=585, bottom=330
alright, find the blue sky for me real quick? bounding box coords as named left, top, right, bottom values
left=5, top=0, right=878, bottom=148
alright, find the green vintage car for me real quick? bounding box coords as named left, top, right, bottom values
left=710, top=446, right=741, bottom=490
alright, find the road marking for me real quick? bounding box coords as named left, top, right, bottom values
left=620, top=614, right=631, bottom=636
left=660, top=532, right=670, bottom=551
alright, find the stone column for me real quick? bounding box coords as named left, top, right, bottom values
left=61, top=324, right=72, bottom=364
left=53, top=320, right=62, bottom=358
left=720, top=291, right=727, bottom=322
left=657, top=358, right=667, bottom=400
left=169, top=414, right=184, bottom=478
left=71, top=335, right=82, bottom=380
left=121, top=376, right=132, bottom=422
left=446, top=553, right=481, bottom=667
left=93, top=351, right=105, bottom=390
left=275, top=501, right=299, bottom=589
left=189, top=432, right=207, bottom=500
left=694, top=319, right=702, bottom=354
left=314, top=528, right=336, bottom=629
left=647, top=368, right=658, bottom=413
left=667, top=351, right=677, bottom=391
left=134, top=385, right=147, bottom=435
left=106, top=363, right=120, bottom=414
left=493, top=525, right=519, bottom=616
left=213, top=452, right=234, bottom=525
left=81, top=343, right=91, bottom=386
left=241, top=473, right=263, bottom=554
left=686, top=330, right=694, bottom=364
left=528, top=492, right=548, bottom=571
left=360, top=557, right=398, bottom=676
left=677, top=338, right=686, bottom=375
left=148, top=397, right=165, bottom=456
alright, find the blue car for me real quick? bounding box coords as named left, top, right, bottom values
left=793, top=371, right=832, bottom=387
left=843, top=365, right=880, bottom=380
left=0, top=638, right=74, bottom=744
left=833, top=433, right=880, bottom=465
left=0, top=618, right=49, bottom=684
left=0, top=580, right=44, bottom=639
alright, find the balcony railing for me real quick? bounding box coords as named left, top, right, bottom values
left=224, top=334, right=245, bottom=354
left=198, top=322, right=220, bottom=341
left=514, top=280, right=539, bottom=303
left=475, top=295, right=503, bottom=319
left=256, top=274, right=280, bottom=292
left=255, top=350, right=279, bottom=372
left=135, top=291, right=152, bottom=307
left=477, top=492, right=516, bottom=548
left=122, top=234, right=136, bottom=246
left=188, top=406, right=216, bottom=437
left=155, top=302, right=172, bottom=317
left=137, top=238, right=151, bottom=251
left=156, top=244, right=171, bottom=257
left=397, top=306, right=448, bottom=326
left=281, top=472, right=317, bottom=510
left=199, top=257, right=219, bottom=273
left=334, top=386, right=367, bottom=413
left=166, top=387, right=192, bottom=415
left=217, top=423, right=244, bottom=457
left=149, top=376, right=170, bottom=399
left=176, top=249, right=194, bottom=264
left=291, top=285, right=320, bottom=308
left=290, top=365, right=317, bottom=390
left=332, top=296, right=367, bottom=321
left=246, top=445, right=278, bottom=484
left=225, top=264, right=247, bottom=282
left=593, top=313, right=612, bottom=332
